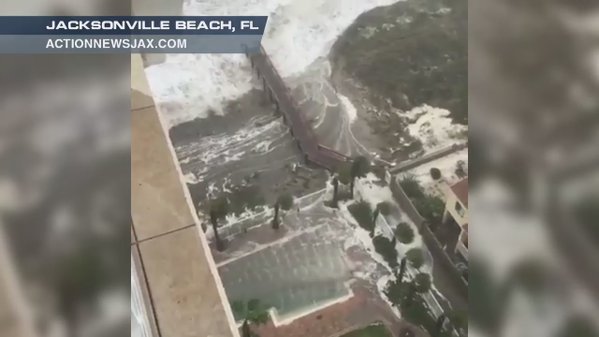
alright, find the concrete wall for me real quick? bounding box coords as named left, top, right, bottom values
left=443, top=186, right=468, bottom=227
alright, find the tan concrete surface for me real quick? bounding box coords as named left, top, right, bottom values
left=139, top=227, right=235, bottom=337
left=131, top=66, right=195, bottom=240
left=131, top=53, right=236, bottom=337
left=132, top=103, right=194, bottom=240
left=131, top=55, right=193, bottom=242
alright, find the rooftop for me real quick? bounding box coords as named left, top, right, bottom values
left=450, top=178, right=468, bottom=207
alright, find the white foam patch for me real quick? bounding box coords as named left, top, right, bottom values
left=145, top=0, right=399, bottom=128
left=175, top=118, right=285, bottom=184
left=404, top=148, right=468, bottom=197
left=338, top=93, right=358, bottom=124
left=405, top=104, right=467, bottom=153
left=145, top=54, right=254, bottom=127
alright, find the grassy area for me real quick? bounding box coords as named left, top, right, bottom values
left=341, top=324, right=393, bottom=337
left=348, top=200, right=374, bottom=232
left=331, top=0, right=467, bottom=124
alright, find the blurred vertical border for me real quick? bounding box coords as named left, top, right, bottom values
left=470, top=0, right=599, bottom=336
left=0, top=1, right=131, bottom=337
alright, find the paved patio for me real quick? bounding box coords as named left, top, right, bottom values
left=251, top=284, right=429, bottom=337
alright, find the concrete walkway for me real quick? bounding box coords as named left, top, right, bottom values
left=390, top=142, right=468, bottom=174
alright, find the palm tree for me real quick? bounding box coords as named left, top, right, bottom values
left=232, top=299, right=270, bottom=337
left=406, top=248, right=424, bottom=269
left=242, top=320, right=252, bottom=337
left=332, top=176, right=339, bottom=208
left=396, top=257, right=407, bottom=284
left=396, top=222, right=415, bottom=244
left=377, top=201, right=392, bottom=215
left=210, top=210, right=223, bottom=251
left=209, top=197, right=229, bottom=251
left=350, top=156, right=370, bottom=199
left=413, top=272, right=432, bottom=293
left=404, top=282, right=417, bottom=306
left=400, top=273, right=431, bottom=309
left=445, top=310, right=468, bottom=336
left=272, top=202, right=280, bottom=230
left=369, top=208, right=378, bottom=237
left=434, top=314, right=447, bottom=337
left=278, top=193, right=294, bottom=210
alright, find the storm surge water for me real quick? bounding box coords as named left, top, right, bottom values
left=145, top=0, right=398, bottom=128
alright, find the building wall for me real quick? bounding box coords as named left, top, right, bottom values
left=443, top=186, right=468, bottom=227
left=443, top=186, right=468, bottom=260
left=455, top=234, right=468, bottom=260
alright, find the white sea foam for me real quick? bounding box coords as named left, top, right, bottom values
left=338, top=93, right=358, bottom=124
left=405, top=104, right=467, bottom=153
left=145, top=0, right=399, bottom=128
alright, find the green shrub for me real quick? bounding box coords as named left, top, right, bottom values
left=373, top=235, right=398, bottom=268
left=400, top=176, right=445, bottom=224
left=385, top=278, right=451, bottom=337
left=430, top=167, right=442, bottom=180
left=395, top=222, right=415, bottom=244
left=209, top=197, right=229, bottom=219
left=401, top=295, right=445, bottom=337
left=413, top=273, right=431, bottom=293
left=372, top=165, right=387, bottom=181
left=351, top=156, right=371, bottom=178
left=414, top=196, right=445, bottom=224
left=348, top=201, right=374, bottom=231
left=406, top=248, right=425, bottom=269
left=385, top=279, right=410, bottom=307
left=400, top=175, right=426, bottom=200
left=277, top=193, right=294, bottom=211
left=377, top=201, right=392, bottom=215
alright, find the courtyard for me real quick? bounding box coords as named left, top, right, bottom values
left=214, top=189, right=368, bottom=323
left=208, top=174, right=440, bottom=337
